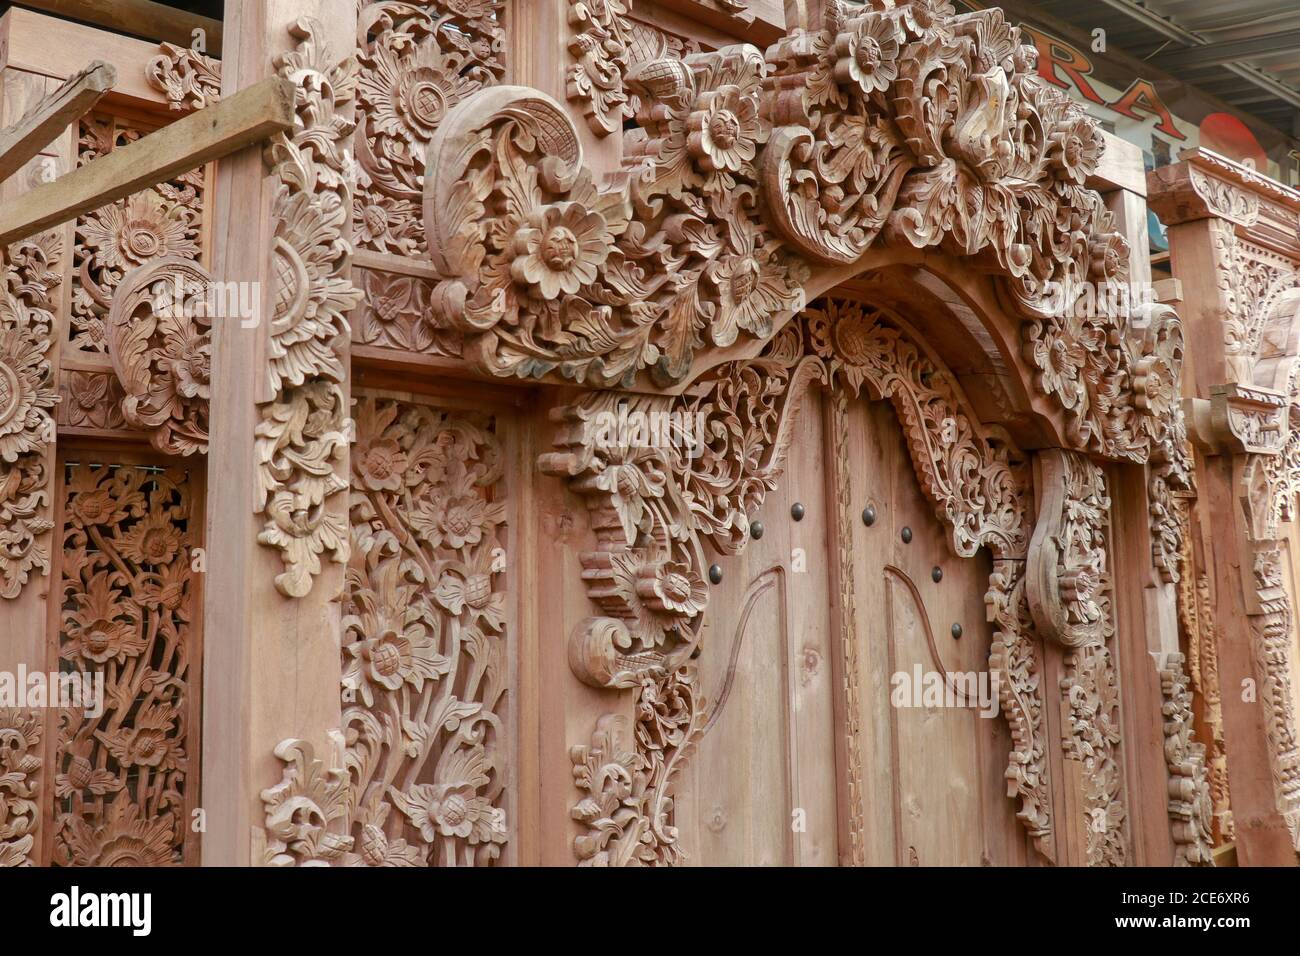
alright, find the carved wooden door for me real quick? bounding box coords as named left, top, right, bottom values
left=675, top=388, right=840, bottom=866
left=843, top=398, right=1025, bottom=866
left=676, top=390, right=1025, bottom=866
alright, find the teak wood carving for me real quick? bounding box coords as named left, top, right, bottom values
left=0, top=0, right=1252, bottom=868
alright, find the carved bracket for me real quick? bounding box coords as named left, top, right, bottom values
left=1027, top=449, right=1111, bottom=648
left=1186, top=383, right=1289, bottom=457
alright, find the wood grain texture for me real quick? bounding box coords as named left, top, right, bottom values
left=0, top=76, right=293, bottom=247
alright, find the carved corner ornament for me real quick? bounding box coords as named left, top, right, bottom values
left=147, top=41, right=222, bottom=111
left=0, top=234, right=61, bottom=600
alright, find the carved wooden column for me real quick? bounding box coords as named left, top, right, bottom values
left=1151, top=150, right=1300, bottom=865
left=1085, top=133, right=1199, bottom=864
left=0, top=64, right=68, bottom=865
left=202, top=0, right=359, bottom=866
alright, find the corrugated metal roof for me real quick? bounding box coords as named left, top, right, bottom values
left=1032, top=0, right=1300, bottom=135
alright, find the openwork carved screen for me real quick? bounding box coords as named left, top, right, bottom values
left=50, top=459, right=203, bottom=866
left=264, top=396, right=514, bottom=866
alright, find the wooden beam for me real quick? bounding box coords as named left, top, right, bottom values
left=14, top=0, right=223, bottom=55
left=0, top=76, right=293, bottom=247
left=0, top=60, right=114, bottom=183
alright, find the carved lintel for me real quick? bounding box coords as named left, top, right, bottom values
left=422, top=0, right=1157, bottom=439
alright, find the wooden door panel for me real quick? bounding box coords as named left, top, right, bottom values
left=678, top=391, right=1024, bottom=866
left=849, top=398, right=1024, bottom=866
left=678, top=390, right=838, bottom=866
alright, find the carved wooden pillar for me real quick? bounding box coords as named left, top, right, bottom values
left=1085, top=134, right=1201, bottom=865
left=202, top=0, right=359, bottom=866
left=1150, top=151, right=1300, bottom=865
left=0, top=67, right=67, bottom=864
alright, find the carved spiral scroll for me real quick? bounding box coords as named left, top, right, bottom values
left=106, top=257, right=212, bottom=456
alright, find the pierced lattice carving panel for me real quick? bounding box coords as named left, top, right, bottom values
left=50, top=460, right=203, bottom=866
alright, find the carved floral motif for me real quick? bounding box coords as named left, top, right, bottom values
left=53, top=463, right=199, bottom=866
left=0, top=709, right=42, bottom=866
left=354, top=1, right=505, bottom=257
left=264, top=398, right=511, bottom=866
left=72, top=116, right=204, bottom=354
left=568, top=0, right=634, bottom=137
left=0, top=234, right=61, bottom=599
left=1159, top=653, right=1214, bottom=865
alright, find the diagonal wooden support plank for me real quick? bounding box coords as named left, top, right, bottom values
left=0, top=75, right=295, bottom=247
left=0, top=60, right=116, bottom=183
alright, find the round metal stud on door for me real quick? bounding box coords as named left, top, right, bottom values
left=708, top=564, right=723, bottom=585
left=931, top=566, right=942, bottom=583
left=862, top=505, right=876, bottom=526
left=790, top=502, right=805, bottom=521
left=750, top=521, right=764, bottom=540
left=900, top=526, right=912, bottom=544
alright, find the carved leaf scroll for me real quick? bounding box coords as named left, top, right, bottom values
left=106, top=258, right=212, bottom=456
left=0, top=234, right=61, bottom=599
left=0, top=708, right=42, bottom=866
left=257, top=19, right=364, bottom=598
left=147, top=42, right=222, bottom=112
